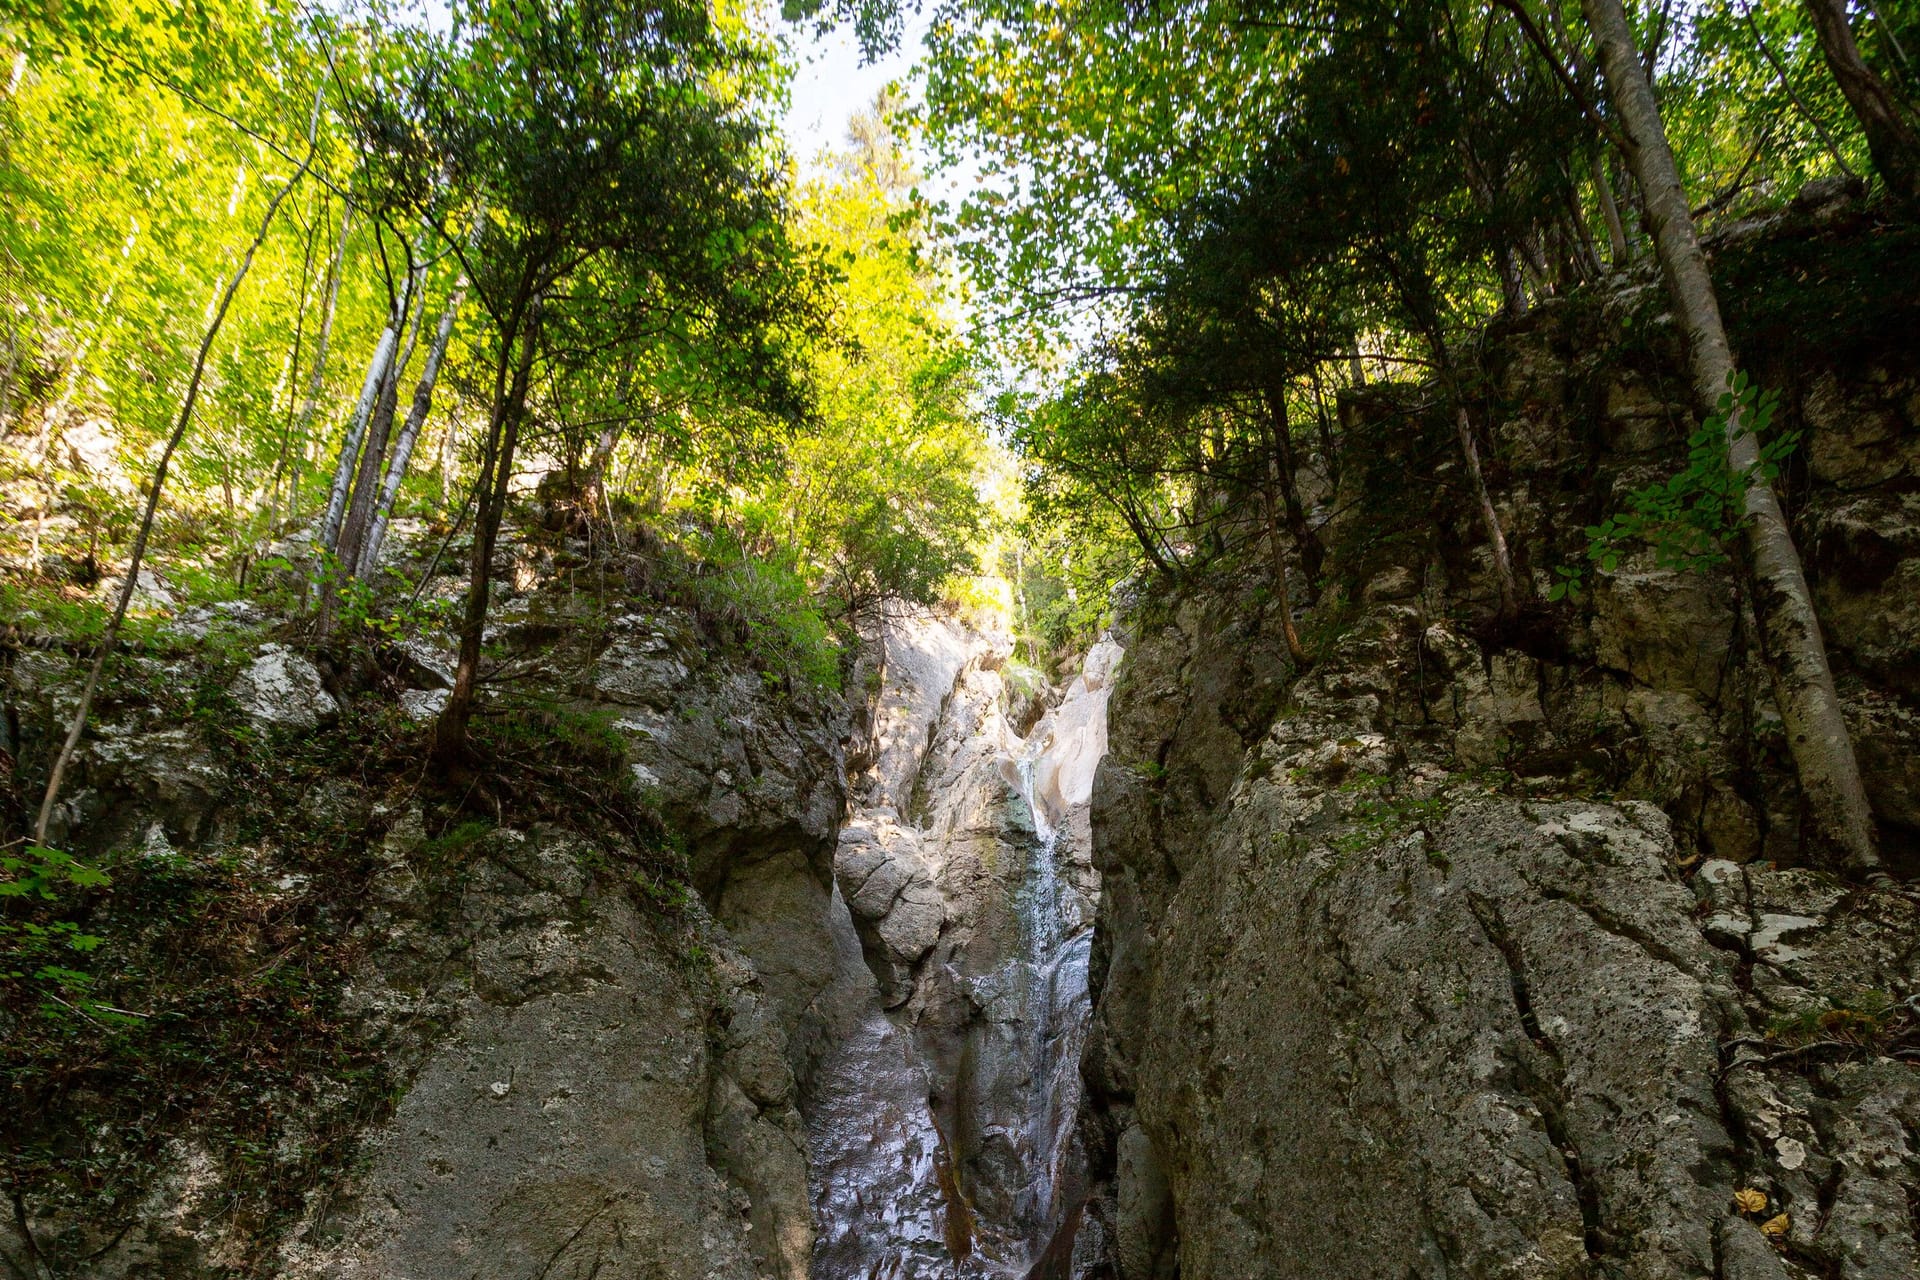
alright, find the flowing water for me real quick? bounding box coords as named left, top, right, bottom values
left=807, top=627, right=1122, bottom=1279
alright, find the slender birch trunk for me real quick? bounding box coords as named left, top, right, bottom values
left=319, top=320, right=398, bottom=553
left=1801, top=0, right=1920, bottom=204
left=1583, top=0, right=1881, bottom=871
left=36, top=88, right=323, bottom=846
left=264, top=196, right=324, bottom=534
left=334, top=262, right=427, bottom=576
left=1414, top=295, right=1524, bottom=619
left=281, top=204, right=350, bottom=528
left=38, top=219, right=136, bottom=452
left=359, top=277, right=466, bottom=576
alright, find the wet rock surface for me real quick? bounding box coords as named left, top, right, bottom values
left=809, top=615, right=1118, bottom=1278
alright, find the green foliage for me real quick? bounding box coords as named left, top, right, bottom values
left=685, top=533, right=844, bottom=691
left=0, top=845, right=112, bottom=899
left=1005, top=516, right=1133, bottom=666
left=1552, top=377, right=1798, bottom=600
left=0, top=846, right=112, bottom=1016
left=415, top=818, right=497, bottom=867
left=323, top=559, right=459, bottom=639
left=1764, top=989, right=1904, bottom=1050
left=701, top=134, right=992, bottom=626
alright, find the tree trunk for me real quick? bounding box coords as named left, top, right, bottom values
left=1453, top=402, right=1522, bottom=619
left=36, top=87, right=322, bottom=846
left=1584, top=0, right=1881, bottom=871
left=1591, top=150, right=1631, bottom=266
left=1261, top=432, right=1311, bottom=667
left=1411, top=285, right=1524, bottom=619
left=264, top=197, right=324, bottom=534
left=578, top=420, right=620, bottom=542
left=1560, top=169, right=1605, bottom=280
left=434, top=300, right=541, bottom=763
left=318, top=320, right=398, bottom=554
left=1261, top=383, right=1325, bottom=593
left=281, top=204, right=350, bottom=528
left=359, top=278, right=466, bottom=578
left=1802, top=0, right=1920, bottom=203
left=334, top=264, right=427, bottom=576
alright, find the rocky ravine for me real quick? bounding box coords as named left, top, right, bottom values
left=2, top=559, right=1121, bottom=1280
left=811, top=612, right=1120, bottom=1278
left=9, top=202, right=1918, bottom=1280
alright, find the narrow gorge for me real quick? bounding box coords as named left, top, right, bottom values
left=812, top=618, right=1118, bottom=1277
left=3, top=576, right=1127, bottom=1279
left=7, top=2, right=1920, bottom=1275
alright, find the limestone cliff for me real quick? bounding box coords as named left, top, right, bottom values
left=1078, top=201, right=1920, bottom=1279
left=3, top=554, right=847, bottom=1280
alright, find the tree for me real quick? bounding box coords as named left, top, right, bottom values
left=35, top=84, right=324, bottom=845
left=1581, top=0, right=1880, bottom=871
left=772, top=131, right=989, bottom=621
left=352, top=0, right=814, bottom=761
left=1801, top=0, right=1920, bottom=202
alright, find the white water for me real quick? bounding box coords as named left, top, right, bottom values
left=806, top=890, right=959, bottom=1279
left=808, top=630, right=1122, bottom=1279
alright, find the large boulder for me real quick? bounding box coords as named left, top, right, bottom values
left=229, top=644, right=338, bottom=733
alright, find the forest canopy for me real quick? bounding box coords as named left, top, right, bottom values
left=0, top=1, right=1017, bottom=728
left=5, top=0, right=1918, bottom=863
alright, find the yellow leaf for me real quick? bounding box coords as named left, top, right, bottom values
left=1760, top=1212, right=1790, bottom=1237
left=1732, top=1188, right=1767, bottom=1215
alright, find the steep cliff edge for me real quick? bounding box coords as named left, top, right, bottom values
left=2, top=550, right=847, bottom=1279
left=1081, top=207, right=1920, bottom=1280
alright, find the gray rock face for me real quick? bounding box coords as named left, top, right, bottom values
left=279, top=612, right=846, bottom=1280
left=280, top=827, right=809, bottom=1280
left=1084, top=588, right=1920, bottom=1280
left=3, top=596, right=847, bottom=1280
left=1077, top=283, right=1920, bottom=1279
left=810, top=614, right=1117, bottom=1278
left=229, top=643, right=339, bottom=733
left=581, top=609, right=848, bottom=1071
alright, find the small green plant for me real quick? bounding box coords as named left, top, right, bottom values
left=1551, top=376, right=1798, bottom=601
left=0, top=845, right=112, bottom=900
left=417, top=819, right=497, bottom=867
left=631, top=869, right=697, bottom=915
left=330, top=564, right=458, bottom=639
left=1, top=846, right=112, bottom=1016
left=1765, top=990, right=1899, bottom=1049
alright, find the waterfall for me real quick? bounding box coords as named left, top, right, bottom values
left=806, top=623, right=1122, bottom=1279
